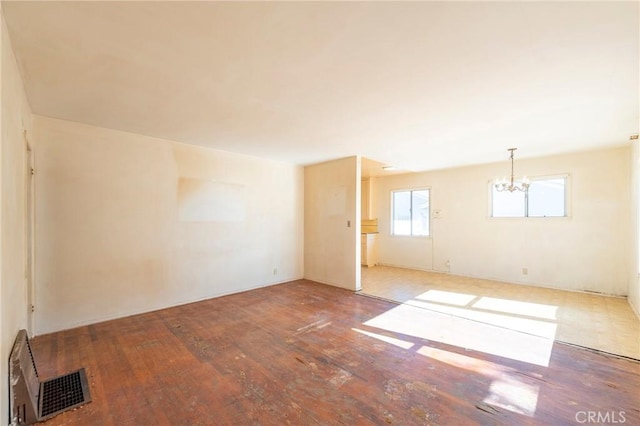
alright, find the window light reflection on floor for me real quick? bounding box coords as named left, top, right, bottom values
left=352, top=324, right=543, bottom=416
left=483, top=378, right=540, bottom=417
left=415, top=290, right=558, bottom=321
left=404, top=299, right=558, bottom=339
left=351, top=328, right=415, bottom=349
left=363, top=302, right=554, bottom=366
left=416, top=345, right=502, bottom=374
left=473, top=297, right=558, bottom=320
left=417, top=346, right=540, bottom=417
left=415, top=290, right=477, bottom=306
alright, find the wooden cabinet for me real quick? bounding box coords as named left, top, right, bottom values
left=361, top=234, right=378, bottom=267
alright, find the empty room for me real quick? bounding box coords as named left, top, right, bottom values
left=1, top=1, right=639, bottom=425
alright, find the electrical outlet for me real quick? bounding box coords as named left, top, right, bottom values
left=273, top=267, right=278, bottom=275
left=522, top=268, right=528, bottom=275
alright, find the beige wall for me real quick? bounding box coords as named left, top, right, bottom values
left=630, top=139, right=639, bottom=317
left=373, top=147, right=631, bottom=295
left=33, top=116, right=304, bottom=335
left=1, top=9, right=33, bottom=424
left=304, top=156, right=360, bottom=290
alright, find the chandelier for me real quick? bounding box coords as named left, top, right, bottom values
left=494, top=148, right=529, bottom=192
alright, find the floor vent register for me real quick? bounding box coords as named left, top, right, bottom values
left=9, top=329, right=91, bottom=425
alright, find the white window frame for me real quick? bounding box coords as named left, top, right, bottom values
left=390, top=187, right=431, bottom=237
left=489, top=174, right=570, bottom=218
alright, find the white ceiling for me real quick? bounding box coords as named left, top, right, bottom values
left=3, top=1, right=638, bottom=171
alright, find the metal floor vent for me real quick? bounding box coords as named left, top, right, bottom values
left=10, top=330, right=92, bottom=425
left=40, top=369, right=91, bottom=418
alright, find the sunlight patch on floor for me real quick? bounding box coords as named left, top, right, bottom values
left=363, top=303, right=554, bottom=366
left=416, top=345, right=504, bottom=375
left=483, top=378, right=540, bottom=417
left=351, top=328, right=415, bottom=349
left=405, top=299, right=558, bottom=339
left=473, top=297, right=558, bottom=320
left=417, top=346, right=540, bottom=417
left=415, top=289, right=477, bottom=306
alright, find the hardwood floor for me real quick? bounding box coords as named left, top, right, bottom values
left=32, top=280, right=639, bottom=425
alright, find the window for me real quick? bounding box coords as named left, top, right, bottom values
left=491, top=176, right=567, bottom=218
left=392, top=189, right=430, bottom=236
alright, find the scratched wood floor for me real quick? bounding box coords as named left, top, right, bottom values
left=32, top=280, right=639, bottom=425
